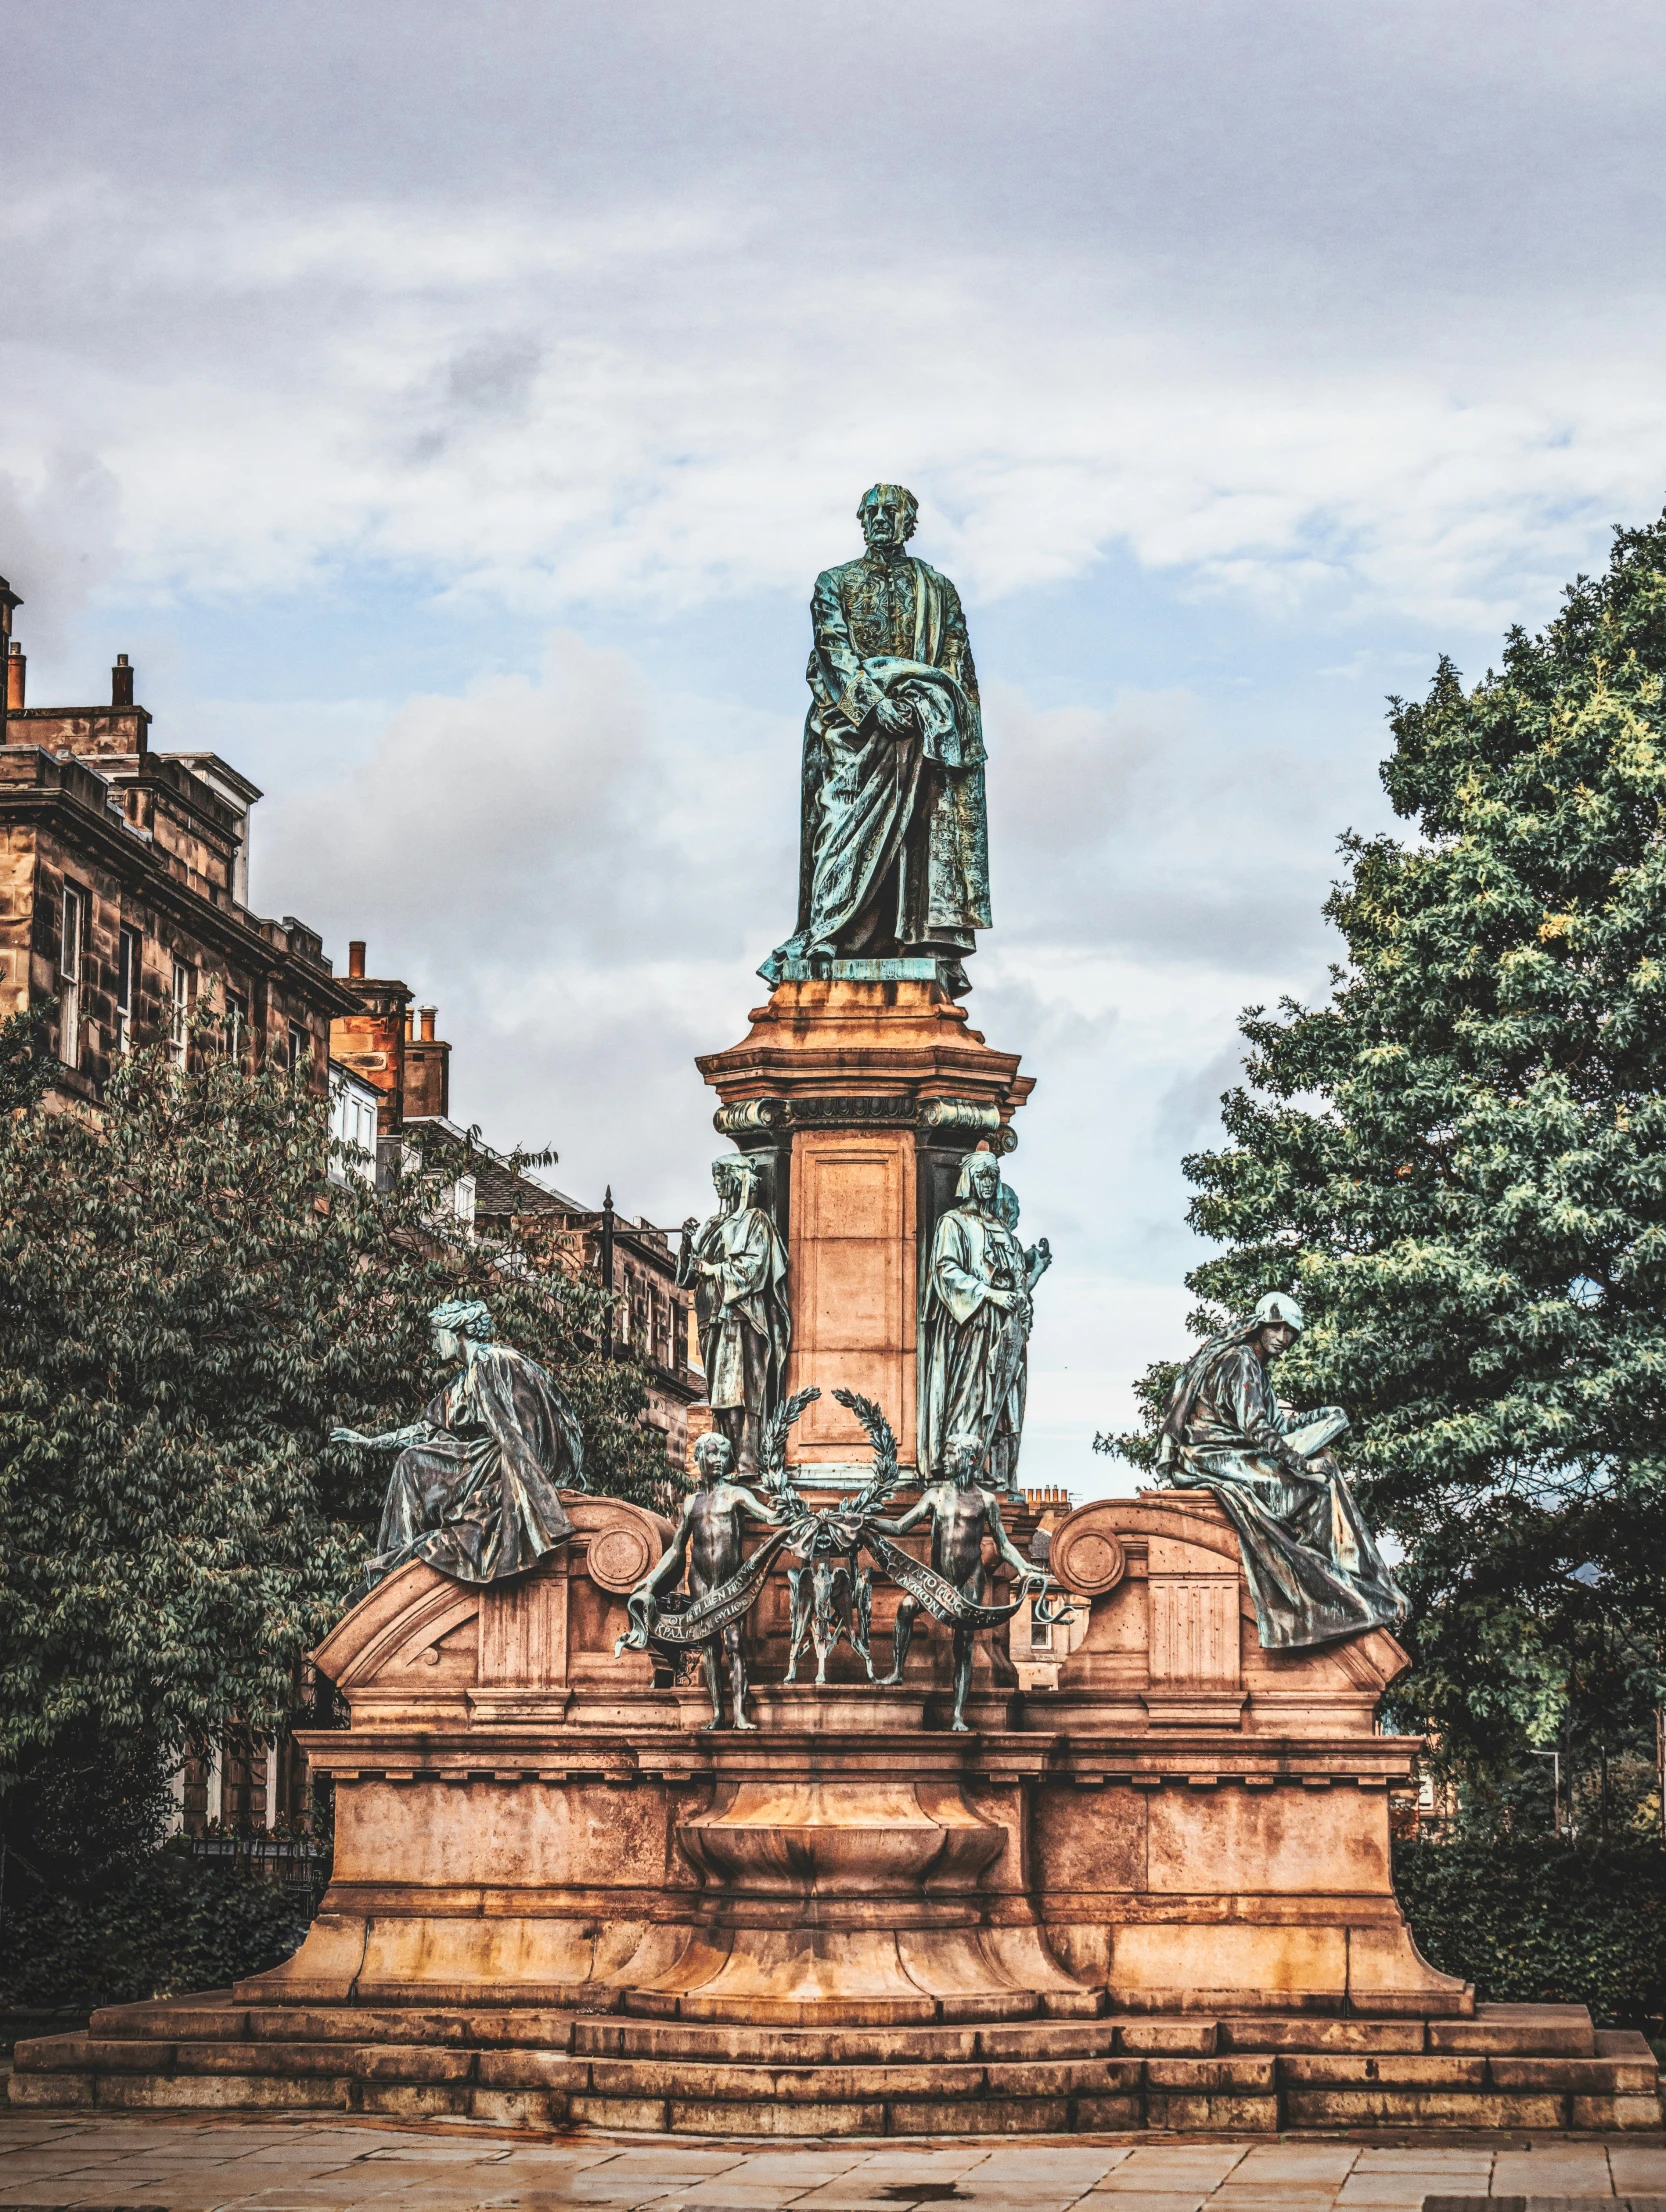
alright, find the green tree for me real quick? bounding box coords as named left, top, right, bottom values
left=0, top=1022, right=669, bottom=1797
left=1107, top=512, right=1666, bottom=1827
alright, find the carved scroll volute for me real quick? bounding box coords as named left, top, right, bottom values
left=573, top=1497, right=672, bottom=1594
left=585, top=1521, right=657, bottom=1595
left=477, top=1499, right=671, bottom=1689
left=1048, top=1503, right=1127, bottom=1598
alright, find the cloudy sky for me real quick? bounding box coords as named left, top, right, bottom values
left=7, top=2, right=1666, bottom=1490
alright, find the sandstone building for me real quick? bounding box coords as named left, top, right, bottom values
left=0, top=633, right=352, bottom=1102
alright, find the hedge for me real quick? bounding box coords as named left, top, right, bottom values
left=1394, top=1834, right=1666, bottom=2026
left=0, top=1847, right=312, bottom=2012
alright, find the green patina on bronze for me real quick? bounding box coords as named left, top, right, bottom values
left=761, top=483, right=990, bottom=996
left=1158, top=1290, right=1409, bottom=1650
left=331, top=1297, right=584, bottom=1589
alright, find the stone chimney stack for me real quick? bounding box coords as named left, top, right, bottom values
left=112, top=654, right=134, bottom=707
left=6, top=644, right=22, bottom=713
left=328, top=940, right=411, bottom=1137
left=405, top=1001, right=451, bottom=1121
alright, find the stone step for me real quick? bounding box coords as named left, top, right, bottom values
left=17, top=1996, right=1656, bottom=2138
left=571, top=2014, right=1216, bottom=2062
left=87, top=1999, right=583, bottom=2048
left=75, top=1997, right=1594, bottom=2057
left=12, top=2026, right=1654, bottom=2114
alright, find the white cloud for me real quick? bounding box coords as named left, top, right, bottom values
left=4, top=166, right=1665, bottom=636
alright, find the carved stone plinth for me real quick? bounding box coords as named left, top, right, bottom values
left=695, top=978, right=1033, bottom=1469
left=17, top=1488, right=1659, bottom=2134
left=623, top=1774, right=1097, bottom=2025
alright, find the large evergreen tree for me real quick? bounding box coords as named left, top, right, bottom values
left=1110, top=513, right=1666, bottom=1826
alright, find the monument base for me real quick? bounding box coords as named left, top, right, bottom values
left=11, top=1491, right=1661, bottom=2134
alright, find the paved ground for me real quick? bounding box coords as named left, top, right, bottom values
left=0, top=2116, right=1661, bottom=2212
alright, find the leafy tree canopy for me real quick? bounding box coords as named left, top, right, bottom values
left=0, top=1026, right=669, bottom=1787
left=1107, top=511, right=1666, bottom=1826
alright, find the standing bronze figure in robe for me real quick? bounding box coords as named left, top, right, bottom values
left=678, top=1155, right=790, bottom=1477
left=760, top=483, right=991, bottom=995
left=919, top=1151, right=1051, bottom=1494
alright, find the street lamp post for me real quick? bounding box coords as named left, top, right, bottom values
left=0, top=577, right=20, bottom=749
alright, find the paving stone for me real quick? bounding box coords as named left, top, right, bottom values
left=1101, top=2151, right=1248, bottom=2172
left=1211, top=2193, right=1348, bottom=2209
left=1080, top=2195, right=1212, bottom=2212
left=355, top=2144, right=518, bottom=2163
left=1349, top=2155, right=1495, bottom=2172
left=1333, top=2187, right=1465, bottom=2209
left=1491, top=2156, right=1620, bottom=2192
left=1231, top=2152, right=1361, bottom=2179
left=1095, top=2175, right=1241, bottom=2194
left=1612, top=2154, right=1666, bottom=2191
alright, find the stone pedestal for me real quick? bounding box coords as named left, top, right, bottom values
left=13, top=1487, right=1661, bottom=2133
left=696, top=978, right=1032, bottom=1471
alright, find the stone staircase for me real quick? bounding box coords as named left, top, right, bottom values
left=9, top=1996, right=1659, bottom=2136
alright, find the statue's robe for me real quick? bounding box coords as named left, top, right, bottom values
left=918, top=1202, right=1029, bottom=1485
left=686, top=1204, right=790, bottom=1411
left=366, top=1341, right=581, bottom=1587
left=681, top=1202, right=791, bottom=1473
left=761, top=551, right=991, bottom=984
left=1158, top=1334, right=1407, bottom=1649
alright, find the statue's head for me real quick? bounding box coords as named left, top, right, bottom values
left=955, top=1149, right=1002, bottom=1211
left=711, top=1155, right=758, bottom=1214
left=943, top=1432, right=984, bottom=1489
left=429, top=1296, right=493, bottom=1360
left=692, top=1430, right=734, bottom=1486
left=858, top=483, right=919, bottom=554
left=1251, top=1289, right=1304, bottom=1359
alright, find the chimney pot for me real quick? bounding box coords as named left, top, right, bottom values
left=112, top=654, right=134, bottom=707
left=406, top=1011, right=414, bottom=1040
left=348, top=940, right=366, bottom=978
left=420, top=1004, right=436, bottom=1041
left=6, top=643, right=22, bottom=714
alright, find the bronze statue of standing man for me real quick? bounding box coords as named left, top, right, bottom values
left=678, top=1156, right=790, bottom=1477
left=761, top=483, right=991, bottom=996
left=919, top=1152, right=1051, bottom=1494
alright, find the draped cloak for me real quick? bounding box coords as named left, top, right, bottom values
left=683, top=1201, right=791, bottom=1414
left=918, top=1202, right=1029, bottom=1483
left=366, top=1340, right=581, bottom=1587
left=760, top=552, right=991, bottom=984
left=1157, top=1324, right=1407, bottom=1650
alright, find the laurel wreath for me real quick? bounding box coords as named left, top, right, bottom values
left=831, top=1387, right=902, bottom=1520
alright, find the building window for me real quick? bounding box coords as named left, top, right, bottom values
left=329, top=1067, right=379, bottom=1182
left=1029, top=1607, right=1054, bottom=1651
left=170, top=960, right=193, bottom=1067
left=115, top=925, right=141, bottom=1055
left=288, top=1021, right=308, bottom=1071
left=225, top=992, right=246, bottom=1065
left=446, top=1171, right=476, bottom=1235
left=58, top=885, right=87, bottom=1068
